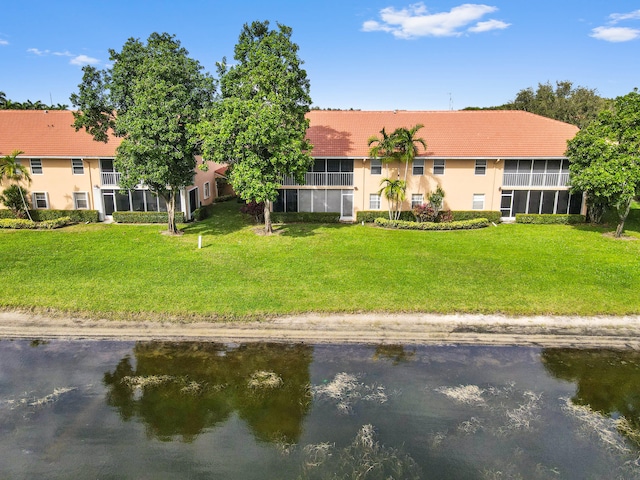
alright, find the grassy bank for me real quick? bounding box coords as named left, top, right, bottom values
left=1, top=201, right=639, bottom=320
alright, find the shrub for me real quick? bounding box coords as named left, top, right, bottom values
left=412, top=203, right=437, bottom=222
left=356, top=210, right=415, bottom=223
left=271, top=212, right=341, bottom=223
left=374, top=217, right=489, bottom=230
left=0, top=185, right=31, bottom=218
left=0, top=218, right=35, bottom=229
left=448, top=210, right=501, bottom=223
left=0, top=209, right=17, bottom=219
left=516, top=214, right=586, bottom=224
left=213, top=194, right=237, bottom=203
left=38, top=217, right=72, bottom=229
left=29, top=209, right=99, bottom=223
left=112, top=211, right=185, bottom=224
left=192, top=204, right=216, bottom=221
left=0, top=216, right=71, bottom=229
left=358, top=210, right=501, bottom=223
left=240, top=201, right=265, bottom=223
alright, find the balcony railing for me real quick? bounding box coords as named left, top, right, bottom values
left=280, top=172, right=354, bottom=187
left=101, top=171, right=122, bottom=186
left=503, top=172, right=570, bottom=188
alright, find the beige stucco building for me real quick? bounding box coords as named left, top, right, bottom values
left=0, top=110, right=225, bottom=220
left=2, top=109, right=581, bottom=222
left=274, top=110, right=581, bottom=220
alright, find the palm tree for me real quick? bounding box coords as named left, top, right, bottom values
left=378, top=177, right=406, bottom=220
left=367, top=127, right=398, bottom=164
left=0, top=150, right=32, bottom=220
left=393, top=124, right=427, bottom=183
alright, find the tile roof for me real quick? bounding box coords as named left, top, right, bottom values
left=1, top=109, right=578, bottom=160
left=306, top=110, right=579, bottom=158
left=0, top=110, right=120, bottom=157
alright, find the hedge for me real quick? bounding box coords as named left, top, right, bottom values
left=0, top=209, right=98, bottom=222
left=30, top=209, right=99, bottom=223
left=112, top=211, right=185, bottom=224
left=212, top=194, right=237, bottom=203
left=357, top=210, right=501, bottom=223
left=374, top=217, right=490, bottom=230
left=0, top=217, right=71, bottom=229
left=516, top=214, right=586, bottom=224
left=448, top=210, right=501, bottom=223
left=356, top=210, right=415, bottom=223
left=271, top=212, right=341, bottom=223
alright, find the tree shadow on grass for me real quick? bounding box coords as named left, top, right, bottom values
left=181, top=201, right=250, bottom=237
left=274, top=222, right=352, bottom=238
left=569, top=209, right=640, bottom=239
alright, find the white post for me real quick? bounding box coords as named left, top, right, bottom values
left=198, top=235, right=202, bottom=249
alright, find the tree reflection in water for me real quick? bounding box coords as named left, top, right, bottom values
left=542, top=348, right=640, bottom=446
left=103, top=342, right=313, bottom=443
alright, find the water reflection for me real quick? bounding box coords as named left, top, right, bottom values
left=542, top=348, right=640, bottom=446
left=103, top=342, right=313, bottom=443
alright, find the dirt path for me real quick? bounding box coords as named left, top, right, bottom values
left=1, top=311, right=640, bottom=348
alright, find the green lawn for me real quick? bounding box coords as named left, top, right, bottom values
left=1, top=201, right=639, bottom=320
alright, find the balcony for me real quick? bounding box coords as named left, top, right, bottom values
left=101, top=171, right=122, bottom=186
left=280, top=172, right=354, bottom=187
left=502, top=172, right=570, bottom=188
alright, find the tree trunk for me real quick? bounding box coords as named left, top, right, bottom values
left=18, top=184, right=32, bottom=221
left=166, top=190, right=178, bottom=235
left=615, top=198, right=632, bottom=238
left=264, top=199, right=273, bottom=234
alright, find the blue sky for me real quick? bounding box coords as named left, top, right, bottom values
left=1, top=1, right=639, bottom=110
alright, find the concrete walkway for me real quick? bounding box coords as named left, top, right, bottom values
left=1, top=311, right=640, bottom=348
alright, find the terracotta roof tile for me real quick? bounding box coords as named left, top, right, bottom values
left=0, top=110, right=119, bottom=157
left=306, top=110, right=578, bottom=158
left=1, top=109, right=578, bottom=160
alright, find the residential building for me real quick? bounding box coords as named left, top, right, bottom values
left=275, top=110, right=582, bottom=220
left=0, top=110, right=224, bottom=220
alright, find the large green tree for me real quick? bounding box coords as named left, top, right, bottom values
left=198, top=21, right=312, bottom=234
left=70, top=33, right=216, bottom=234
left=566, top=89, right=640, bottom=237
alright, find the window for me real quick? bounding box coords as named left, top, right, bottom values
left=475, top=160, right=487, bottom=175
left=203, top=182, right=211, bottom=199
left=30, top=159, right=43, bottom=175
left=33, top=192, right=48, bottom=209
left=371, top=159, right=382, bottom=175
left=472, top=194, right=485, bottom=210
left=411, top=194, right=424, bottom=208
left=73, top=192, right=89, bottom=209
left=412, top=159, right=424, bottom=175
left=72, top=159, right=84, bottom=175
left=433, top=159, right=445, bottom=175
left=369, top=194, right=381, bottom=210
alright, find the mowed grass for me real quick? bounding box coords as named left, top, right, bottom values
left=1, top=201, right=639, bottom=320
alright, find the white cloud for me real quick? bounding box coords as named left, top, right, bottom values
left=590, top=26, right=640, bottom=43
left=70, top=54, right=100, bottom=66
left=0, top=39, right=8, bottom=46
left=609, top=10, right=640, bottom=24
left=468, top=19, right=510, bottom=33
left=591, top=9, right=640, bottom=42
left=362, top=2, right=509, bottom=39
left=27, top=47, right=100, bottom=65
left=27, top=48, right=49, bottom=55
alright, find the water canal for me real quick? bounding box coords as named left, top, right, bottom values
left=1, top=340, right=640, bottom=479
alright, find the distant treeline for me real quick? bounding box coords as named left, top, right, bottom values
left=463, top=80, right=612, bottom=128
left=0, top=91, right=68, bottom=110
